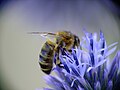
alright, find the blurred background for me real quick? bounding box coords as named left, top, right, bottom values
left=0, top=0, right=120, bottom=90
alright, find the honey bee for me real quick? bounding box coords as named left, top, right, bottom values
left=29, top=31, right=80, bottom=74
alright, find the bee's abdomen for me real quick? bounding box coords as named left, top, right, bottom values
left=39, top=41, right=55, bottom=74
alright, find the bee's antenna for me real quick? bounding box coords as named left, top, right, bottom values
left=27, top=32, right=42, bottom=34
left=27, top=32, right=56, bottom=39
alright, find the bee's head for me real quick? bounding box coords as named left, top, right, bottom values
left=56, top=31, right=74, bottom=49
left=57, top=31, right=73, bottom=39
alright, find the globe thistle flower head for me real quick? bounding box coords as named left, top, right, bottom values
left=42, top=31, right=120, bottom=90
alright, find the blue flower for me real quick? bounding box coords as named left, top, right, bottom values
left=42, top=31, right=120, bottom=90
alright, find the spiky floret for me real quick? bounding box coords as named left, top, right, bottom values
left=41, top=31, right=120, bottom=90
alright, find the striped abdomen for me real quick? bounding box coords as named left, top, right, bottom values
left=39, top=40, right=55, bottom=74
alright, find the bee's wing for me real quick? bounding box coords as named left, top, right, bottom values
left=28, top=32, right=58, bottom=41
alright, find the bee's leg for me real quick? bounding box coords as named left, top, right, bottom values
left=54, top=47, right=63, bottom=67
left=54, top=52, right=58, bottom=64
left=56, top=54, right=62, bottom=67
left=73, top=35, right=81, bottom=48
left=54, top=40, right=65, bottom=67
left=54, top=44, right=59, bottom=52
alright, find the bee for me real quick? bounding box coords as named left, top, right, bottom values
left=29, top=31, right=80, bottom=74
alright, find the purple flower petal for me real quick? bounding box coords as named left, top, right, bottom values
left=107, top=80, right=113, bottom=90
left=95, top=81, right=101, bottom=90
left=105, top=46, right=117, bottom=58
